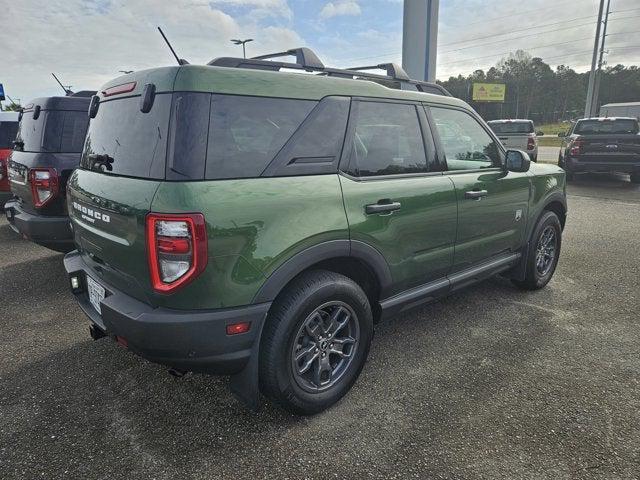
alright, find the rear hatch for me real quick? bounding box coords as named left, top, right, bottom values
left=9, top=98, right=90, bottom=214
left=68, top=68, right=178, bottom=304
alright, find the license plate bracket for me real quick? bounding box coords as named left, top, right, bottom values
left=87, top=275, right=105, bottom=315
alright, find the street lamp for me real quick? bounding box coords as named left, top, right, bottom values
left=231, top=38, right=253, bottom=59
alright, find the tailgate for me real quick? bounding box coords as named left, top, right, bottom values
left=497, top=135, right=528, bottom=149
left=580, top=135, right=640, bottom=162
left=68, top=169, right=161, bottom=303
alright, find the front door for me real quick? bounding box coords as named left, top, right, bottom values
left=429, top=105, right=530, bottom=271
left=339, top=99, right=457, bottom=295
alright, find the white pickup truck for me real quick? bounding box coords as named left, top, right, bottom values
left=487, top=119, right=539, bottom=162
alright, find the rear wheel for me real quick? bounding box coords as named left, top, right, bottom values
left=513, top=211, right=562, bottom=290
left=259, top=270, right=373, bottom=415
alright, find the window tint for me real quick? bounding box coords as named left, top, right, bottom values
left=488, top=121, right=534, bottom=134
left=0, top=121, right=18, bottom=149
left=574, top=119, right=639, bottom=135
left=205, top=96, right=315, bottom=180
left=60, top=111, right=89, bottom=152
left=166, top=92, right=210, bottom=180
left=348, top=101, right=429, bottom=176
left=431, top=107, right=502, bottom=170
left=81, top=93, right=171, bottom=179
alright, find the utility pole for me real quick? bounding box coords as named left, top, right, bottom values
left=591, top=0, right=611, bottom=116
left=584, top=0, right=605, bottom=118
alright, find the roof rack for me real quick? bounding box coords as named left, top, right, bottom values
left=208, top=47, right=450, bottom=96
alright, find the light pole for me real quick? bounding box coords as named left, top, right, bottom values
left=231, top=38, right=253, bottom=59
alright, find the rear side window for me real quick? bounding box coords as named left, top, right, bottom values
left=0, top=121, right=18, bottom=149
left=346, top=101, right=430, bottom=176
left=60, top=111, right=90, bottom=152
left=205, top=96, right=315, bottom=179
left=81, top=94, right=172, bottom=179
left=16, top=110, right=88, bottom=153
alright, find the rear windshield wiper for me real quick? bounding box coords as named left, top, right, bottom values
left=87, top=153, right=115, bottom=172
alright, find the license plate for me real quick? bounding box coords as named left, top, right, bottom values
left=87, top=275, right=105, bottom=315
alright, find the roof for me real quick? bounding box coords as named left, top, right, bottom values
left=22, top=94, right=94, bottom=112
left=601, top=102, right=640, bottom=107
left=99, top=64, right=467, bottom=108
left=579, top=117, right=638, bottom=121
left=487, top=119, right=533, bottom=123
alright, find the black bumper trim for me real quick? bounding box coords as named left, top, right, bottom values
left=64, top=250, right=271, bottom=375
left=4, top=198, right=73, bottom=247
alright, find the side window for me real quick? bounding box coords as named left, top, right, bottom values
left=347, top=101, right=430, bottom=177
left=430, top=107, right=502, bottom=171
left=205, top=96, right=316, bottom=180
left=60, top=111, right=89, bottom=152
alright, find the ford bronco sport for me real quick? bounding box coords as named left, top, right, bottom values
left=5, top=92, right=94, bottom=252
left=64, top=49, right=566, bottom=415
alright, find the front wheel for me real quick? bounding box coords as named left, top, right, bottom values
left=259, top=270, right=373, bottom=415
left=513, top=211, right=562, bottom=290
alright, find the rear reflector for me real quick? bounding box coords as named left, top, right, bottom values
left=146, top=213, right=207, bottom=293
left=29, top=168, right=59, bottom=208
left=226, top=322, right=251, bottom=335
left=102, top=82, right=137, bottom=97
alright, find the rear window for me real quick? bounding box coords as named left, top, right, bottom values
left=16, top=110, right=89, bottom=153
left=487, top=121, right=534, bottom=134
left=0, top=121, right=18, bottom=149
left=574, top=119, right=639, bottom=135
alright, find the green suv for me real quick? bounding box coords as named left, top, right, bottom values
left=64, top=49, right=566, bottom=415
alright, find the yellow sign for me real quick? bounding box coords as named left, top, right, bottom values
left=472, top=83, right=506, bottom=102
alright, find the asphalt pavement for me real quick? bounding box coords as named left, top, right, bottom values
left=1, top=174, right=639, bottom=479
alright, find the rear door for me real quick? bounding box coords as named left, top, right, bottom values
left=339, top=99, right=457, bottom=295
left=429, top=106, right=530, bottom=271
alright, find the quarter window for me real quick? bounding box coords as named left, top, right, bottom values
left=347, top=101, right=430, bottom=177
left=431, top=107, right=502, bottom=170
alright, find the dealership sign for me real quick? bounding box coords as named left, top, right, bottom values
left=472, top=83, right=506, bottom=102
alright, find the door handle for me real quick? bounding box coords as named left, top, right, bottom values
left=464, top=189, right=488, bottom=200
left=365, top=201, right=402, bottom=215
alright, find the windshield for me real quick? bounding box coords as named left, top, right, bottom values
left=574, top=119, right=639, bottom=135
left=15, top=110, right=89, bottom=153
left=488, top=121, right=534, bottom=134
left=0, top=121, right=18, bottom=149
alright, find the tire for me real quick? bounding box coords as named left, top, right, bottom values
left=531, top=154, right=537, bottom=162
left=259, top=270, right=373, bottom=415
left=565, top=170, right=574, bottom=181
left=512, top=210, right=562, bottom=291
left=631, top=171, right=640, bottom=184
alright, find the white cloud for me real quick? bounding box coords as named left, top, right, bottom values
left=1, top=0, right=303, bottom=102
left=319, top=1, right=361, bottom=20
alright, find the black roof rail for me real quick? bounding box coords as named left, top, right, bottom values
left=208, top=47, right=451, bottom=96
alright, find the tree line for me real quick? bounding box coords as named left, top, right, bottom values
left=438, top=50, right=640, bottom=124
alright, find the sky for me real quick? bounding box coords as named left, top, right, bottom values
left=1, top=0, right=639, bottom=103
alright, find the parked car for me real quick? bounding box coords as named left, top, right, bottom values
left=4, top=91, right=94, bottom=251
left=0, top=111, right=20, bottom=208
left=558, top=117, right=640, bottom=182
left=63, top=49, right=566, bottom=415
left=600, top=101, right=640, bottom=120
left=487, top=119, right=539, bottom=162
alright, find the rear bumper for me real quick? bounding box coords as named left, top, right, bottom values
left=565, top=157, right=640, bottom=173
left=4, top=198, right=74, bottom=251
left=63, top=250, right=271, bottom=375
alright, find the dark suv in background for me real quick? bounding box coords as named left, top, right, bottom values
left=5, top=91, right=95, bottom=251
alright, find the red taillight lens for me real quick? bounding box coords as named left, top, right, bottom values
left=527, top=137, right=536, bottom=150
left=146, top=213, right=208, bottom=293
left=570, top=139, right=584, bottom=156
left=28, top=168, right=59, bottom=208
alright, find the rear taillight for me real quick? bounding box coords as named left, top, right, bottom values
left=146, top=213, right=208, bottom=293
left=527, top=137, right=536, bottom=150
left=28, top=168, right=59, bottom=208
left=0, top=158, right=6, bottom=182
left=569, top=139, right=584, bottom=156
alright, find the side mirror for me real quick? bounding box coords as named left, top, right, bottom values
left=536, top=130, right=544, bottom=136
left=557, top=132, right=566, bottom=137
left=505, top=149, right=531, bottom=173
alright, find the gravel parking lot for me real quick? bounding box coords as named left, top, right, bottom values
left=1, top=174, right=639, bottom=480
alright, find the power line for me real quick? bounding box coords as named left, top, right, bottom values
left=449, top=0, right=582, bottom=27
